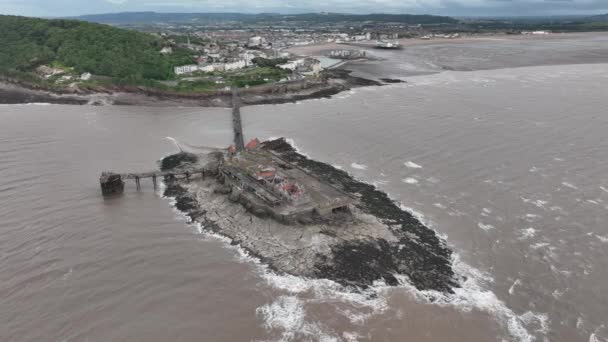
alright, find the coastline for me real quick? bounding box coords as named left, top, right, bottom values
left=0, top=68, right=382, bottom=107
left=3, top=31, right=606, bottom=107
left=286, top=31, right=608, bottom=56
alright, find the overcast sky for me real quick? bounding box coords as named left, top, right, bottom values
left=1, top=0, right=607, bottom=17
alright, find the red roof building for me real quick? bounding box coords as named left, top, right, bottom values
left=245, top=138, right=260, bottom=150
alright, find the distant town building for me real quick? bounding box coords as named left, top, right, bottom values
left=174, top=65, right=200, bottom=75
left=174, top=60, right=249, bottom=75
left=160, top=46, right=173, bottom=55
left=277, top=59, right=305, bottom=71
left=247, top=36, right=267, bottom=48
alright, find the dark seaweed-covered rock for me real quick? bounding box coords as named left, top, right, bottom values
left=261, top=138, right=458, bottom=293
left=322, top=69, right=382, bottom=87
left=380, top=78, right=406, bottom=84
left=160, top=152, right=198, bottom=171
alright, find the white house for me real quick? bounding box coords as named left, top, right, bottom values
left=248, top=36, right=267, bottom=47
left=224, top=60, right=247, bottom=71
left=175, top=60, right=249, bottom=75
left=174, top=65, right=200, bottom=75
left=277, top=59, right=305, bottom=71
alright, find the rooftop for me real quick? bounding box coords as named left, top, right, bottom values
left=222, top=149, right=356, bottom=216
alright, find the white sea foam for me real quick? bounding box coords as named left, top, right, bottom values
left=284, top=138, right=310, bottom=158
left=165, top=136, right=183, bottom=152
left=588, top=325, right=607, bottom=342
left=350, top=163, right=368, bottom=170
left=434, top=203, right=447, bottom=209
left=562, top=182, right=579, bottom=190
left=404, top=161, right=423, bottom=169
left=256, top=295, right=330, bottom=342
left=342, top=332, right=361, bottom=342
left=254, top=271, right=393, bottom=341
left=600, top=186, right=608, bottom=194
left=402, top=177, right=419, bottom=184
left=398, top=204, right=447, bottom=241
left=426, top=176, right=440, bottom=184
left=508, top=279, right=521, bottom=295
left=577, top=317, right=585, bottom=330
left=522, top=197, right=548, bottom=209
left=265, top=136, right=311, bottom=158
left=552, top=289, right=565, bottom=299
left=531, top=242, right=550, bottom=249
left=519, top=227, right=537, bottom=239
left=596, top=235, right=608, bottom=243
left=525, top=214, right=541, bottom=221
left=371, top=180, right=389, bottom=187
left=25, top=102, right=52, bottom=106
left=478, top=222, right=495, bottom=231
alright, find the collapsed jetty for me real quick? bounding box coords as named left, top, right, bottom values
left=100, top=89, right=458, bottom=292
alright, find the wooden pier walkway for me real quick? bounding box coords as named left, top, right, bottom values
left=100, top=87, right=242, bottom=196
left=100, top=167, right=213, bottom=195
left=124, top=167, right=211, bottom=189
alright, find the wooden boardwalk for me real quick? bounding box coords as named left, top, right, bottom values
left=101, top=167, right=214, bottom=194
left=124, top=167, right=212, bottom=189
left=120, top=167, right=210, bottom=180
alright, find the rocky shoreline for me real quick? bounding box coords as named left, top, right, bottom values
left=0, top=69, right=382, bottom=107
left=162, top=139, right=459, bottom=293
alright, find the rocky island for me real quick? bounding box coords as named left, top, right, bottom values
left=159, top=138, right=458, bottom=292
left=99, top=90, right=458, bottom=292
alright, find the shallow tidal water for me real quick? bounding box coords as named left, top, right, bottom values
left=2, top=38, right=608, bottom=342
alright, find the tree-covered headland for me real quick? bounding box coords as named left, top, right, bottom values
left=0, top=15, right=198, bottom=86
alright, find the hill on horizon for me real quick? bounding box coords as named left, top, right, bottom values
left=69, top=11, right=459, bottom=25
left=590, top=13, right=608, bottom=22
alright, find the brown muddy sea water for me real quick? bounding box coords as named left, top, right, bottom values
left=2, top=37, right=608, bottom=342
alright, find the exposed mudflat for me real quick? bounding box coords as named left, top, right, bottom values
left=162, top=139, right=458, bottom=292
